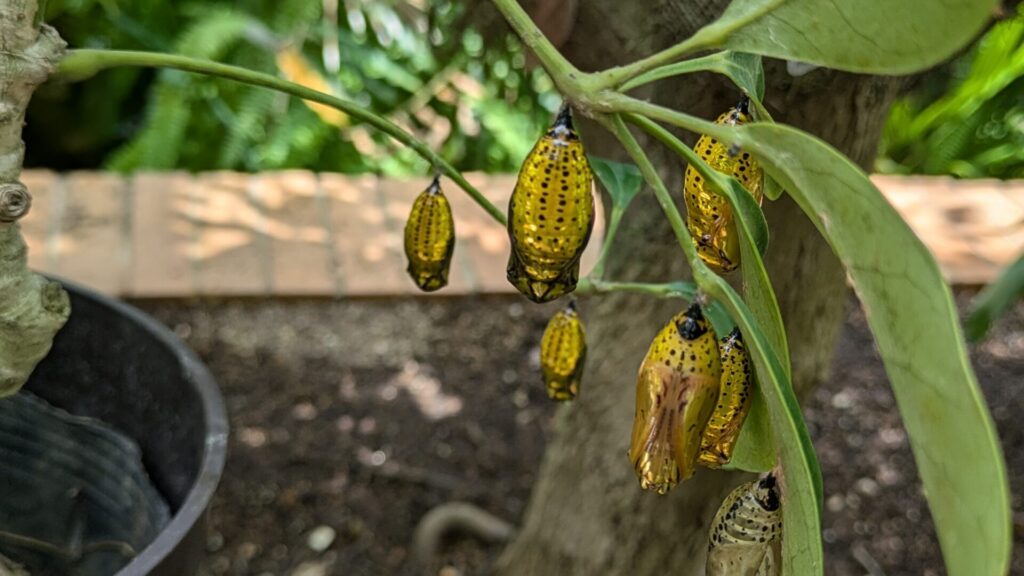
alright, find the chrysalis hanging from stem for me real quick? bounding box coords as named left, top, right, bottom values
left=404, top=175, right=455, bottom=292
left=707, top=473, right=783, bottom=576
left=507, top=105, right=595, bottom=303
left=539, top=300, right=587, bottom=401
left=683, top=96, right=765, bottom=272
left=629, top=303, right=722, bottom=494
left=699, top=327, right=753, bottom=468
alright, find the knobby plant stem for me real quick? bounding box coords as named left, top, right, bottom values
left=57, top=49, right=508, bottom=226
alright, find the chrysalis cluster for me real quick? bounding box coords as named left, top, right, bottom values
left=628, top=303, right=722, bottom=494
left=539, top=300, right=587, bottom=401
left=507, top=106, right=595, bottom=303
left=404, top=176, right=455, bottom=292
left=683, top=97, right=764, bottom=272
left=706, top=474, right=782, bottom=576
left=699, top=328, right=753, bottom=468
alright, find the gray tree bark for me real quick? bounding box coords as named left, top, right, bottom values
left=493, top=1, right=905, bottom=574
left=0, top=0, right=70, bottom=397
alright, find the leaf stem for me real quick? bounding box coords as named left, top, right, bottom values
left=599, top=114, right=714, bottom=285
left=576, top=277, right=697, bottom=299
left=56, top=49, right=507, bottom=226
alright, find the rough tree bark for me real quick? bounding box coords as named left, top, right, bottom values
left=493, top=1, right=905, bottom=574
left=0, top=0, right=70, bottom=397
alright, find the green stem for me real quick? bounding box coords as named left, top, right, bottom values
left=600, top=114, right=714, bottom=286
left=576, top=277, right=697, bottom=299
left=591, top=0, right=788, bottom=90
left=607, top=93, right=723, bottom=138
left=56, top=49, right=507, bottom=226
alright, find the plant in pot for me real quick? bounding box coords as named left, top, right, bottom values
left=0, top=3, right=226, bottom=575
left=0, top=0, right=1013, bottom=575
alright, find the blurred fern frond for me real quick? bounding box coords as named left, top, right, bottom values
left=879, top=6, right=1024, bottom=179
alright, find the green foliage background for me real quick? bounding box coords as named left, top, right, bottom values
left=27, top=0, right=559, bottom=175
left=878, top=5, right=1024, bottom=178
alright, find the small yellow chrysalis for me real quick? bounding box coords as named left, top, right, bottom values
left=507, top=106, right=595, bottom=303
left=404, top=176, right=455, bottom=292
left=683, top=97, right=764, bottom=272
left=628, top=303, right=722, bottom=494
left=699, top=328, right=753, bottom=468
left=539, top=300, right=587, bottom=401
left=707, top=474, right=782, bottom=576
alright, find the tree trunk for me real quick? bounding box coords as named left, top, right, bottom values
left=494, top=1, right=905, bottom=574
left=0, top=0, right=70, bottom=396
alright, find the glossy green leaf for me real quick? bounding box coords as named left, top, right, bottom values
left=589, top=156, right=643, bottom=211
left=967, top=250, right=1024, bottom=341
left=726, top=122, right=1011, bottom=576
left=706, top=0, right=999, bottom=74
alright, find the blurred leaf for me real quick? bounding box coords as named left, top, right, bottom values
left=712, top=0, right=999, bottom=74
left=731, top=121, right=1011, bottom=576
left=967, top=251, right=1024, bottom=341
left=589, top=157, right=643, bottom=210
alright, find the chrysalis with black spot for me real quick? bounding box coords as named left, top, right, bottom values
left=539, top=300, right=586, bottom=401
left=683, top=96, right=764, bottom=272
left=628, top=303, right=721, bottom=494
left=707, top=473, right=782, bottom=576
left=404, top=176, right=455, bottom=292
left=507, top=106, right=595, bottom=303
left=699, top=328, right=753, bottom=468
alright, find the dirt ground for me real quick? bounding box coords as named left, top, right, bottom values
left=137, top=291, right=1024, bottom=576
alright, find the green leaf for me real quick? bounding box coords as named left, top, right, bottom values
left=966, top=251, right=1024, bottom=341
left=589, top=156, right=643, bottom=210
left=622, top=51, right=772, bottom=120
left=729, top=122, right=1011, bottom=576
left=704, top=274, right=823, bottom=575
left=707, top=0, right=999, bottom=74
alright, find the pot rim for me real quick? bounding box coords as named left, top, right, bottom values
left=54, top=279, right=228, bottom=575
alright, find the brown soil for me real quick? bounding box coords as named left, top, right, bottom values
left=136, top=291, right=1023, bottom=576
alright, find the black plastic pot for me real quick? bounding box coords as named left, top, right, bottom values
left=19, top=279, right=228, bottom=575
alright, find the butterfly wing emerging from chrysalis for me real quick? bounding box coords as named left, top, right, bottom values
left=629, top=303, right=722, bottom=494
left=683, top=97, right=765, bottom=272
left=707, top=474, right=783, bottom=576
left=540, top=300, right=586, bottom=401
left=404, top=176, right=455, bottom=292
left=699, top=328, right=753, bottom=467
left=507, top=106, right=595, bottom=303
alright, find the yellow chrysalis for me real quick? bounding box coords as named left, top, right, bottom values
left=707, top=474, right=782, bottom=576
left=683, top=97, right=764, bottom=272
left=507, top=106, right=595, bottom=303
left=404, top=176, right=455, bottom=292
left=628, top=303, right=722, bottom=494
left=699, top=328, right=753, bottom=468
left=539, top=300, right=587, bottom=401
